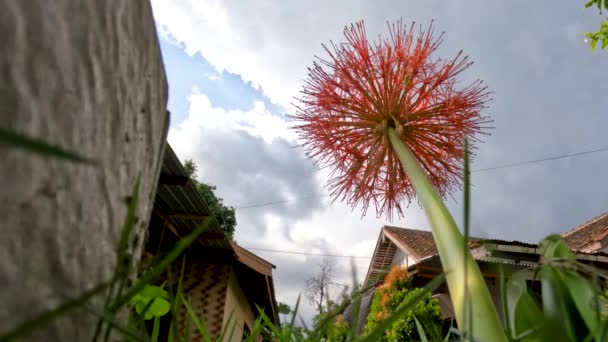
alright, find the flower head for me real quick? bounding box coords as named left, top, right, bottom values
left=290, top=20, right=491, bottom=220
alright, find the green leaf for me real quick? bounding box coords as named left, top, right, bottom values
left=0, top=127, right=96, bottom=164
left=540, top=267, right=588, bottom=341
left=133, top=297, right=170, bottom=320
left=585, top=0, right=596, bottom=8
left=539, top=235, right=574, bottom=260
left=591, top=38, right=598, bottom=51
left=512, top=292, right=543, bottom=338
left=559, top=270, right=599, bottom=338
left=414, top=316, right=429, bottom=342
left=139, top=285, right=169, bottom=300
left=506, top=273, right=543, bottom=339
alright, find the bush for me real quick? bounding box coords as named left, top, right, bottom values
left=363, top=267, right=443, bottom=341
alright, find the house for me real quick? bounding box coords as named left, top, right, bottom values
left=354, top=213, right=608, bottom=326
left=563, top=211, right=608, bottom=253
left=142, top=144, right=279, bottom=341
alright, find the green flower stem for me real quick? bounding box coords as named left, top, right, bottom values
left=388, top=127, right=506, bottom=342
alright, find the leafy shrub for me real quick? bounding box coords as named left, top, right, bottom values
left=363, top=266, right=442, bottom=341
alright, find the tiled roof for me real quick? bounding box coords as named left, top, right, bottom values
left=563, top=212, right=608, bottom=251
left=384, top=226, right=438, bottom=259
left=384, top=226, right=482, bottom=259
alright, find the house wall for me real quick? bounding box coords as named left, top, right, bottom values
left=177, top=262, right=231, bottom=341
left=222, top=268, right=259, bottom=342
left=0, top=1, right=168, bottom=340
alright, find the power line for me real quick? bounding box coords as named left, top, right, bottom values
left=242, top=246, right=371, bottom=259
left=472, top=146, right=608, bottom=173
left=236, top=194, right=320, bottom=210
left=234, top=145, right=608, bottom=210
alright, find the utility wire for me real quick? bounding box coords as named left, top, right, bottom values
left=238, top=146, right=608, bottom=260
left=242, top=246, right=371, bottom=259
left=234, top=145, right=608, bottom=210
left=471, top=146, right=608, bottom=173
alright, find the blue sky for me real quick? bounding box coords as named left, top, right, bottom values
left=160, top=37, right=281, bottom=125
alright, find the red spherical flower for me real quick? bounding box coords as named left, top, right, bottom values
left=290, top=20, right=491, bottom=221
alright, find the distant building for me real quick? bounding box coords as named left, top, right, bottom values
left=349, top=213, right=608, bottom=328
left=143, top=144, right=278, bottom=341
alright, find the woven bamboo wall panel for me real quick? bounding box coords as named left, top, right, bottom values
left=175, top=262, right=231, bottom=341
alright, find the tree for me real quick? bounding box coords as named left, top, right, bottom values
left=183, top=159, right=237, bottom=239
left=584, top=0, right=608, bottom=50
left=305, top=259, right=345, bottom=314
left=277, top=302, right=292, bottom=315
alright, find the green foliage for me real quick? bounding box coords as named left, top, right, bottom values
left=183, top=159, right=237, bottom=239
left=129, top=285, right=170, bottom=320
left=503, top=235, right=608, bottom=341
left=278, top=302, right=292, bottom=315
left=584, top=0, right=608, bottom=50
left=363, top=277, right=443, bottom=341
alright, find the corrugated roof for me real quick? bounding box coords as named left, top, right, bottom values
left=151, top=143, right=279, bottom=324
left=154, top=144, right=232, bottom=250
left=563, top=211, right=608, bottom=251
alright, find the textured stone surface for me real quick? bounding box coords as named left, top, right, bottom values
left=0, top=1, right=168, bottom=340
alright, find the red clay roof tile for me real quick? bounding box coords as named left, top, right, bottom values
left=563, top=212, right=608, bottom=251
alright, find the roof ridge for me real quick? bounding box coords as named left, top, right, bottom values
left=562, top=211, right=608, bottom=237
left=384, top=225, right=484, bottom=240
left=383, top=225, right=431, bottom=233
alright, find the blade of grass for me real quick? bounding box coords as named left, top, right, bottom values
left=414, top=316, right=429, bottom=342
left=253, top=305, right=282, bottom=341
left=151, top=317, right=160, bottom=342
left=358, top=273, right=445, bottom=342
left=388, top=127, right=506, bottom=342
left=93, top=178, right=141, bottom=341
left=181, top=294, right=212, bottom=342
left=0, top=281, right=110, bottom=341
left=443, top=319, right=454, bottom=342
left=82, top=304, right=147, bottom=342
left=349, top=258, right=363, bottom=337
left=463, top=139, right=473, bottom=341
left=244, top=315, right=265, bottom=342
left=290, top=295, right=301, bottom=328
left=167, top=256, right=187, bottom=342
left=499, top=265, right=512, bottom=340
left=218, top=310, right=235, bottom=341
left=184, top=306, right=191, bottom=342
left=0, top=127, right=96, bottom=164
left=108, top=218, right=211, bottom=313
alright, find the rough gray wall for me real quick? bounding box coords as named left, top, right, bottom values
left=0, top=1, right=169, bottom=340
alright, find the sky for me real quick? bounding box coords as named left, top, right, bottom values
left=150, top=0, right=608, bottom=322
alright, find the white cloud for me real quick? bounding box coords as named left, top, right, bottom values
left=151, top=0, right=441, bottom=108
left=170, top=87, right=294, bottom=150
left=167, top=87, right=430, bottom=322
left=158, top=0, right=608, bottom=324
